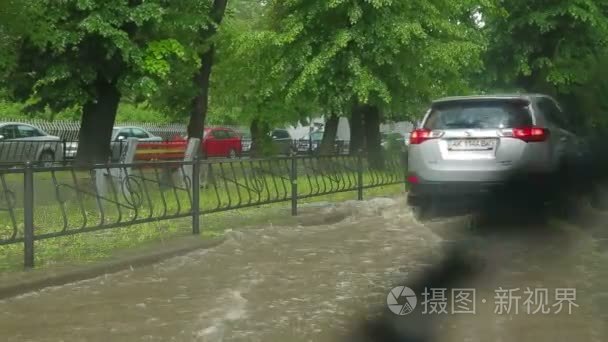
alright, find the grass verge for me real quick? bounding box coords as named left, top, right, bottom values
left=0, top=183, right=404, bottom=273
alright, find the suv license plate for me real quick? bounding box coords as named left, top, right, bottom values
left=448, top=139, right=496, bottom=151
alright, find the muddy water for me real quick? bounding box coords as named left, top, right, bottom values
left=1, top=197, right=607, bottom=342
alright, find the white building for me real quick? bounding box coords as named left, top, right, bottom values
left=285, top=117, right=350, bottom=140
left=285, top=115, right=412, bottom=140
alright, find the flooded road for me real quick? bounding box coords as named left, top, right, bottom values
left=1, top=196, right=608, bottom=341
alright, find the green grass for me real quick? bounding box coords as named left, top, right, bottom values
left=0, top=159, right=405, bottom=272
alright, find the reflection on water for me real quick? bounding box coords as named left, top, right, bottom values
left=0, top=197, right=607, bottom=341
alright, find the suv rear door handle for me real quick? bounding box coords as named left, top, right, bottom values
left=560, top=136, right=569, bottom=142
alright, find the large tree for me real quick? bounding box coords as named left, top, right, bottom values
left=484, top=0, right=608, bottom=131
left=3, top=0, right=199, bottom=164
left=0, top=0, right=24, bottom=84
left=185, top=0, right=229, bottom=140
left=252, top=0, right=486, bottom=167
left=209, top=0, right=318, bottom=156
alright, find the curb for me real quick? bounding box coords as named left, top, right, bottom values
left=0, top=236, right=225, bottom=300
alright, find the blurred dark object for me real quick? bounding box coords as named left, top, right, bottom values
left=348, top=246, right=485, bottom=342
left=270, top=129, right=293, bottom=155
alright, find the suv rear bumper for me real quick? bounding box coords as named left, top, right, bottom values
left=407, top=176, right=553, bottom=207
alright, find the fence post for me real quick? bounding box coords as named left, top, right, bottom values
left=192, top=155, right=201, bottom=235
left=291, top=153, right=298, bottom=216
left=62, top=139, right=67, bottom=164
left=23, top=162, right=35, bottom=269
left=118, top=139, right=124, bottom=162
left=357, top=149, right=364, bottom=201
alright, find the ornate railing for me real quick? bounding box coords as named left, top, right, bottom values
left=0, top=153, right=406, bottom=268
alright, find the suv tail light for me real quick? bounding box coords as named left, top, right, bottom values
left=409, top=129, right=444, bottom=145
left=407, top=173, right=419, bottom=184
left=501, top=127, right=550, bottom=142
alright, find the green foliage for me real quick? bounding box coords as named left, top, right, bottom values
left=0, top=100, right=171, bottom=123
left=483, top=0, right=608, bottom=131
left=142, top=39, right=188, bottom=79
left=208, top=1, right=317, bottom=128
left=561, top=49, right=608, bottom=131
left=485, top=0, right=608, bottom=91
left=3, top=0, right=608, bottom=134
left=135, top=1, right=219, bottom=120
left=0, top=100, right=81, bottom=121
left=246, top=0, right=487, bottom=121
left=3, top=0, right=200, bottom=115
left=116, top=103, right=171, bottom=123
left=0, top=101, right=25, bottom=118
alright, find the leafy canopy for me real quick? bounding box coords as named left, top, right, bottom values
left=485, top=0, right=608, bottom=91
left=3, top=0, right=212, bottom=114
left=482, top=0, right=608, bottom=131
left=244, top=0, right=488, bottom=120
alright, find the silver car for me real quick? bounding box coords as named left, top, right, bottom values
left=110, top=126, right=163, bottom=161
left=0, top=122, right=63, bottom=165
left=406, top=94, right=589, bottom=216
left=65, top=126, right=166, bottom=160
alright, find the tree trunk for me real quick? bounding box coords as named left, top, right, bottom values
left=250, top=119, right=260, bottom=157
left=186, top=0, right=228, bottom=140
left=319, top=114, right=339, bottom=156
left=250, top=119, right=270, bottom=158
left=362, top=105, right=384, bottom=170
left=187, top=46, right=215, bottom=140
left=75, top=78, right=121, bottom=166
left=349, top=105, right=364, bottom=155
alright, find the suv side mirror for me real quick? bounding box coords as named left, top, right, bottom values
left=0, top=135, right=4, bottom=141
left=117, top=135, right=126, bottom=141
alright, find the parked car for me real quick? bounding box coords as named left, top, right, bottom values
left=297, top=131, right=324, bottom=154
left=0, top=122, right=63, bottom=165
left=406, top=94, right=592, bottom=218
left=201, top=127, right=242, bottom=158
left=110, top=126, right=163, bottom=161
left=270, top=129, right=294, bottom=155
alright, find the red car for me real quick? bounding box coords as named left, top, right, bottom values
left=201, top=127, right=242, bottom=158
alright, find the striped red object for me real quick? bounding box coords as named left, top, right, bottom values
left=135, top=141, right=188, bottom=162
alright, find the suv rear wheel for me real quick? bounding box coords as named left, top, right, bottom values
left=411, top=205, right=432, bottom=221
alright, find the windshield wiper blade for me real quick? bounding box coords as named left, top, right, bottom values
left=444, top=122, right=474, bottom=128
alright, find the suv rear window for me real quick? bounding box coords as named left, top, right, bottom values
left=424, top=100, right=533, bottom=130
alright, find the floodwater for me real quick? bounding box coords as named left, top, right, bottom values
left=1, top=196, right=608, bottom=341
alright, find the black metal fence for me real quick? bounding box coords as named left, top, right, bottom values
left=0, top=140, right=67, bottom=167
left=0, top=153, right=405, bottom=268
left=0, top=139, right=185, bottom=166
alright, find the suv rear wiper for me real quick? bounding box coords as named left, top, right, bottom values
left=443, top=120, right=490, bottom=129
left=443, top=122, right=477, bottom=129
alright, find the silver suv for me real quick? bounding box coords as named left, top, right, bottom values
left=406, top=94, right=590, bottom=217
